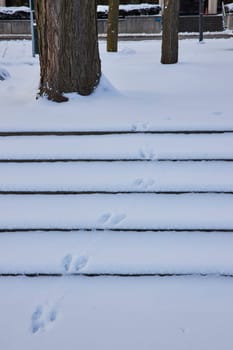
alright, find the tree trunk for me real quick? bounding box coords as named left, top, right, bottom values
left=161, top=0, right=180, bottom=64
left=107, top=0, right=119, bottom=52
left=35, top=0, right=101, bottom=102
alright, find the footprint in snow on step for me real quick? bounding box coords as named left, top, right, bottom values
left=99, top=212, right=126, bottom=226
left=31, top=304, right=58, bottom=334
left=131, top=121, right=149, bottom=132
left=62, top=254, right=72, bottom=273
left=134, top=178, right=144, bottom=187
left=179, top=327, right=189, bottom=335
left=74, top=255, right=89, bottom=272
left=98, top=212, right=112, bottom=224
left=62, top=254, right=89, bottom=274
left=212, top=111, right=222, bottom=117
left=110, top=213, right=126, bottom=225
left=133, top=178, right=155, bottom=189
left=139, top=147, right=156, bottom=160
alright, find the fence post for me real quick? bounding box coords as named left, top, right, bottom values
left=29, top=0, right=39, bottom=56
left=199, top=0, right=204, bottom=42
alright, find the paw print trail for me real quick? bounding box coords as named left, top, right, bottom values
left=31, top=304, right=58, bottom=334
left=98, top=212, right=127, bottom=227
left=62, top=254, right=89, bottom=274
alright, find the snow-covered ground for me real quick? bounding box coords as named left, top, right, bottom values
left=1, top=276, right=233, bottom=350
left=0, top=38, right=233, bottom=349
left=0, top=38, right=232, bottom=131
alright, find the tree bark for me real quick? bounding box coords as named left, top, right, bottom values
left=107, top=0, right=119, bottom=52
left=161, top=0, right=180, bottom=64
left=35, top=0, right=101, bottom=102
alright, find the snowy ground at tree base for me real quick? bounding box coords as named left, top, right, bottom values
left=0, top=38, right=232, bottom=131
left=0, top=38, right=233, bottom=349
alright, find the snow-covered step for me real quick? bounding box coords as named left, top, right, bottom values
left=1, top=133, right=233, bottom=160
left=0, top=231, right=233, bottom=275
left=0, top=194, right=233, bottom=230
left=0, top=161, right=233, bottom=192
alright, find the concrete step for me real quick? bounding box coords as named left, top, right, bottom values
left=1, top=133, right=233, bottom=160
left=0, top=193, right=233, bottom=231
left=0, top=161, right=233, bottom=193
left=0, top=230, right=232, bottom=276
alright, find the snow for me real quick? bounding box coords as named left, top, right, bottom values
left=0, top=38, right=233, bottom=131
left=0, top=161, right=232, bottom=192
left=1, top=133, right=233, bottom=159
left=1, top=276, right=233, bottom=350
left=0, top=38, right=233, bottom=349
left=0, top=193, right=232, bottom=230
left=1, top=231, right=233, bottom=275
left=97, top=4, right=160, bottom=12
left=0, top=6, right=30, bottom=14
left=225, top=2, right=233, bottom=12
left=0, top=66, right=10, bottom=80
left=0, top=5, right=160, bottom=15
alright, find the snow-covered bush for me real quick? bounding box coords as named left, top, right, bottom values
left=98, top=4, right=161, bottom=18
left=0, top=4, right=161, bottom=20
left=0, top=6, right=30, bottom=20
left=225, top=3, right=233, bottom=13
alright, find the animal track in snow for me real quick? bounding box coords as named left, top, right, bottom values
left=99, top=212, right=112, bottom=224
left=31, top=304, right=58, bottom=334
left=62, top=254, right=89, bottom=273
left=74, top=255, right=89, bottom=272
left=131, top=121, right=149, bottom=132
left=212, top=111, right=222, bottom=117
left=99, top=212, right=126, bottom=226
left=133, top=178, right=155, bottom=189
left=179, top=327, right=189, bottom=335
left=110, top=213, right=126, bottom=225
left=119, top=47, right=137, bottom=56
left=139, top=147, right=156, bottom=160
left=62, top=254, right=72, bottom=272
left=134, top=178, right=143, bottom=186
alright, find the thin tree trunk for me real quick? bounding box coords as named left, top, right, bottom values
left=161, top=0, right=180, bottom=64
left=107, top=0, right=119, bottom=52
left=35, top=0, right=101, bottom=102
